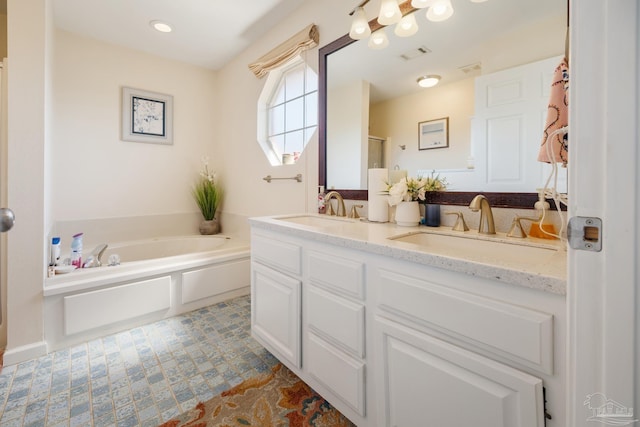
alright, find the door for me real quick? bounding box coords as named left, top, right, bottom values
left=251, top=262, right=302, bottom=368
left=568, top=1, right=639, bottom=425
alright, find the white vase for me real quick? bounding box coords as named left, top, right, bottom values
left=395, top=201, right=421, bottom=226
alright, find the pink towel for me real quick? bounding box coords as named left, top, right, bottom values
left=538, top=59, right=569, bottom=165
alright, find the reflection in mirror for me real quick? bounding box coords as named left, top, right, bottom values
left=321, top=0, right=568, bottom=202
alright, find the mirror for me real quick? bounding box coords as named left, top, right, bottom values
left=319, top=0, right=568, bottom=207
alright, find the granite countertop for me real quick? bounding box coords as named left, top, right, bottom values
left=249, top=214, right=567, bottom=296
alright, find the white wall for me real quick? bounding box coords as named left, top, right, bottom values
left=52, top=30, right=218, bottom=221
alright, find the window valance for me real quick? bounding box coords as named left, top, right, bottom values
left=248, top=24, right=319, bottom=78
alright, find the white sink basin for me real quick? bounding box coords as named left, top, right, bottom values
left=388, top=231, right=562, bottom=269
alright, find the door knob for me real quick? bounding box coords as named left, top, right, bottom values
left=0, top=207, right=15, bottom=232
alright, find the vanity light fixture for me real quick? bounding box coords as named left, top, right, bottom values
left=377, top=0, right=403, bottom=25
left=417, top=74, right=441, bottom=87
left=349, top=0, right=486, bottom=46
left=369, top=28, right=390, bottom=49
left=395, top=12, right=419, bottom=37
left=349, top=6, right=372, bottom=39
left=150, top=20, right=172, bottom=33
left=426, top=0, right=454, bottom=22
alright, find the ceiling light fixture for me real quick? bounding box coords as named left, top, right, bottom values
left=349, top=7, right=372, bottom=39
left=150, top=20, right=173, bottom=33
left=426, top=0, right=454, bottom=22
left=368, top=28, right=390, bottom=49
left=417, top=75, right=441, bottom=87
left=394, top=12, right=419, bottom=37
left=377, top=0, right=403, bottom=25
left=349, top=0, right=485, bottom=49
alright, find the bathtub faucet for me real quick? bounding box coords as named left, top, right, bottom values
left=83, top=243, right=108, bottom=268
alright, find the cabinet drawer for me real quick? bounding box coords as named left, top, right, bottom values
left=308, top=250, right=364, bottom=299
left=252, top=233, right=301, bottom=276
left=307, top=332, right=366, bottom=416
left=307, top=286, right=365, bottom=358
left=377, top=268, right=553, bottom=374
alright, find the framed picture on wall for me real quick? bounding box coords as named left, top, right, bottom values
left=121, top=87, right=173, bottom=144
left=418, top=117, right=449, bottom=150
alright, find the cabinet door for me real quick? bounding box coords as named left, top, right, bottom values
left=376, top=318, right=544, bottom=427
left=251, top=262, right=302, bottom=368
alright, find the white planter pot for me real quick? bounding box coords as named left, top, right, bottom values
left=395, top=201, right=421, bottom=226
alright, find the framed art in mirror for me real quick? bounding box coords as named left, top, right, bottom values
left=418, top=117, right=448, bottom=151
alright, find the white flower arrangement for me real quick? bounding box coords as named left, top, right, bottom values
left=387, top=171, right=447, bottom=206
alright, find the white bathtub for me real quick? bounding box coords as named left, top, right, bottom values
left=43, top=234, right=250, bottom=351
left=102, top=235, right=231, bottom=262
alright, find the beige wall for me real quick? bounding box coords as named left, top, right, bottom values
left=327, top=80, right=369, bottom=189
left=370, top=77, right=475, bottom=174
left=4, top=0, right=50, bottom=363
left=215, top=0, right=350, bottom=217
left=52, top=30, right=218, bottom=221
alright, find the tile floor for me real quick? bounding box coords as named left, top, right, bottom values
left=0, top=295, right=280, bottom=427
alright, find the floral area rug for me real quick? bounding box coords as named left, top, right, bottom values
left=159, top=363, right=356, bottom=427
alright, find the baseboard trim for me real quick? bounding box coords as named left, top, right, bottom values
left=2, top=341, right=47, bottom=366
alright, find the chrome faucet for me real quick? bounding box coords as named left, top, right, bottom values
left=324, top=191, right=346, bottom=217
left=468, top=194, right=496, bottom=234
left=82, top=243, right=108, bottom=268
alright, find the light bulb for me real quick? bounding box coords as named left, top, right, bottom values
left=377, top=0, right=402, bottom=25
left=426, top=0, right=454, bottom=22
left=150, top=20, right=172, bottom=33
left=417, top=75, right=441, bottom=88
left=368, top=28, right=390, bottom=50
left=395, top=13, right=419, bottom=37
left=349, top=7, right=371, bottom=40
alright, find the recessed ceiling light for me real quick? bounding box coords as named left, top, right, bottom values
left=417, top=75, right=441, bottom=88
left=150, top=20, right=172, bottom=33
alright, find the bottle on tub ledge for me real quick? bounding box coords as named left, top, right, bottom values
left=70, top=232, right=83, bottom=268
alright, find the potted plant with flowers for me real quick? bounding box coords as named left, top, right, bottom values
left=387, top=171, right=447, bottom=226
left=193, top=157, right=223, bottom=235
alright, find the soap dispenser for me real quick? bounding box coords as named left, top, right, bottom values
left=528, top=190, right=558, bottom=240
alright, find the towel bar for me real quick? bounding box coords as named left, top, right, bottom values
left=263, top=174, right=302, bottom=183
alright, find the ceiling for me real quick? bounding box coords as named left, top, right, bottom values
left=328, top=0, right=567, bottom=103
left=52, top=0, right=307, bottom=70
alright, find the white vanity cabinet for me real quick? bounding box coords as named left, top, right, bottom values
left=250, top=219, right=566, bottom=427
left=251, top=228, right=370, bottom=425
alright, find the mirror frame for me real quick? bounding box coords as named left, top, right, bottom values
left=318, top=11, right=554, bottom=210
